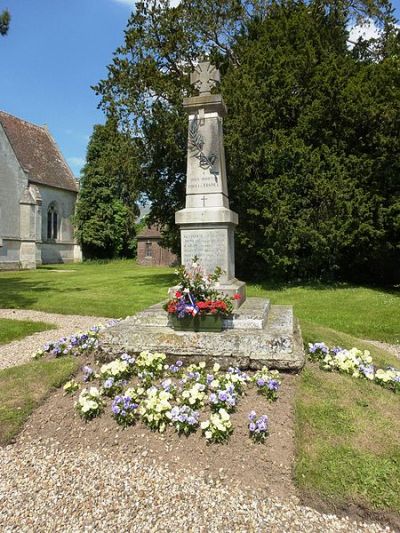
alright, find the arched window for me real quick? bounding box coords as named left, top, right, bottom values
left=47, top=204, right=58, bottom=240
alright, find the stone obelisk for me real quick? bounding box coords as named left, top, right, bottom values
left=175, top=61, right=246, bottom=304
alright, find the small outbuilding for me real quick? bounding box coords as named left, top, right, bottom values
left=136, top=225, right=177, bottom=267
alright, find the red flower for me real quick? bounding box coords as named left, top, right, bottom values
left=167, top=302, right=177, bottom=313
left=175, top=291, right=182, bottom=298
left=233, top=293, right=241, bottom=300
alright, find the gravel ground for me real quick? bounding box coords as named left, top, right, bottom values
left=0, top=310, right=397, bottom=531
left=0, top=436, right=393, bottom=533
left=365, top=339, right=400, bottom=361
left=0, top=309, right=110, bottom=370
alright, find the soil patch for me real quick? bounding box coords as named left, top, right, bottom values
left=18, top=364, right=299, bottom=501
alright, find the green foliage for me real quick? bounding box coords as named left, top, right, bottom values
left=95, top=0, right=399, bottom=283
left=74, top=117, right=141, bottom=258
left=0, top=9, right=10, bottom=36
left=223, top=2, right=400, bottom=282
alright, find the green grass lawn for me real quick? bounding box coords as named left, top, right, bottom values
left=0, top=260, right=175, bottom=318
left=0, top=260, right=398, bottom=342
left=0, top=357, right=79, bottom=445
left=295, top=325, right=400, bottom=520
left=0, top=259, right=399, bottom=522
left=0, top=318, right=55, bottom=345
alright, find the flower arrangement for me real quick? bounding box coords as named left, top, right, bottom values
left=167, top=405, right=200, bottom=434
left=101, top=377, right=127, bottom=397
left=75, top=387, right=104, bottom=420
left=308, top=342, right=400, bottom=393
left=221, top=367, right=249, bottom=395
left=136, top=351, right=166, bottom=378
left=375, top=367, right=400, bottom=392
left=63, top=380, right=79, bottom=394
left=139, top=386, right=173, bottom=432
left=99, top=358, right=133, bottom=381
left=209, top=384, right=237, bottom=412
left=111, top=394, right=139, bottom=427
left=82, top=365, right=96, bottom=382
left=179, top=382, right=207, bottom=409
left=253, top=367, right=281, bottom=401
left=163, top=258, right=240, bottom=320
left=200, top=408, right=233, bottom=443
left=125, top=385, right=147, bottom=403
left=248, top=411, right=269, bottom=442
left=33, top=325, right=104, bottom=359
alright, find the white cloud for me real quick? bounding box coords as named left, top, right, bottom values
left=112, top=0, right=181, bottom=7
left=348, top=20, right=382, bottom=46
left=112, top=0, right=135, bottom=6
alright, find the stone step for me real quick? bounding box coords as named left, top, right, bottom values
left=100, top=298, right=305, bottom=371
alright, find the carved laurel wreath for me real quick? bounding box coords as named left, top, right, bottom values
left=188, top=116, right=218, bottom=178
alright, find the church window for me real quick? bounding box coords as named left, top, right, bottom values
left=47, top=205, right=58, bottom=240
left=145, top=241, right=153, bottom=258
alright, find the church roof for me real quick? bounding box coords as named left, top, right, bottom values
left=137, top=225, right=162, bottom=239
left=0, top=110, right=78, bottom=192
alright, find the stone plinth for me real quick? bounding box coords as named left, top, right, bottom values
left=100, top=298, right=305, bottom=371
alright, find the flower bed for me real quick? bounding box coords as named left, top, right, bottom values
left=308, top=342, right=400, bottom=393
left=63, top=349, right=279, bottom=444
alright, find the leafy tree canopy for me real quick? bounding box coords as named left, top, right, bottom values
left=94, top=0, right=399, bottom=283
left=74, top=117, right=141, bottom=259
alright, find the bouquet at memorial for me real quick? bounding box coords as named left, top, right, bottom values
left=164, top=258, right=240, bottom=319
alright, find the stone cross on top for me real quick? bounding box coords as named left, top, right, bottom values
left=190, top=61, right=220, bottom=95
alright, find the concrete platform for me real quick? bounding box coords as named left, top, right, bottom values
left=100, top=298, right=305, bottom=371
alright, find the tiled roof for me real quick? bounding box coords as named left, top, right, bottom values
left=137, top=225, right=162, bottom=239
left=0, top=110, right=78, bottom=192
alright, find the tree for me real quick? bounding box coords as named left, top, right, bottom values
left=222, top=2, right=400, bottom=282
left=74, top=118, right=141, bottom=259
left=94, top=0, right=399, bottom=282
left=0, top=9, right=10, bottom=35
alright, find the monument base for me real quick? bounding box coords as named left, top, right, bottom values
left=99, top=298, right=305, bottom=371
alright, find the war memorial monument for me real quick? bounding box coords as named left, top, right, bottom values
left=103, top=61, right=304, bottom=370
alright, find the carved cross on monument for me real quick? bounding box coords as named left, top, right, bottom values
left=201, top=195, right=207, bottom=207
left=190, top=61, right=220, bottom=95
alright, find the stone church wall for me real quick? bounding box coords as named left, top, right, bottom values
left=0, top=124, right=29, bottom=269
left=39, top=185, right=81, bottom=264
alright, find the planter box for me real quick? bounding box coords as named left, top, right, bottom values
left=169, top=314, right=223, bottom=332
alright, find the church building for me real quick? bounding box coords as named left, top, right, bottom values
left=0, top=111, right=82, bottom=269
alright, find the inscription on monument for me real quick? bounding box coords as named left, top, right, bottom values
left=182, top=230, right=226, bottom=274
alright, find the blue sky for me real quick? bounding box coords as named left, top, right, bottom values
left=1, top=0, right=399, bottom=178
left=1, top=0, right=134, bottom=176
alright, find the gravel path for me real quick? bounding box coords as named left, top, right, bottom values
left=365, top=339, right=400, bottom=362
left=0, top=436, right=393, bottom=533
left=0, top=309, right=109, bottom=370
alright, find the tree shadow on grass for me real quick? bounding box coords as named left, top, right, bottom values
left=121, top=272, right=176, bottom=288
left=0, top=277, right=85, bottom=309
left=0, top=278, right=39, bottom=309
